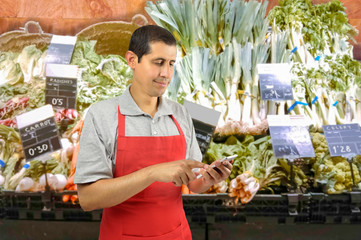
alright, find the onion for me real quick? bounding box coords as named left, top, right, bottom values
left=15, top=177, right=34, bottom=192
left=50, top=174, right=67, bottom=191
left=38, top=173, right=55, bottom=189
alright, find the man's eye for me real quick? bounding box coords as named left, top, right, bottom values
left=155, top=62, right=163, bottom=66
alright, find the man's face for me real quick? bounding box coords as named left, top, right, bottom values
left=131, top=41, right=177, bottom=98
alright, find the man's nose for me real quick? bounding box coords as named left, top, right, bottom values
left=160, top=64, right=172, bottom=79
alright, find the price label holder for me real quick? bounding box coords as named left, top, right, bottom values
left=16, top=105, right=62, bottom=162
left=323, top=124, right=361, bottom=189
left=183, top=100, right=221, bottom=157
left=257, top=63, right=293, bottom=101
left=45, top=64, right=78, bottom=109
left=45, top=35, right=77, bottom=64
left=268, top=115, right=315, bottom=191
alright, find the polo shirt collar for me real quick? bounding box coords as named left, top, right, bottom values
left=118, top=85, right=174, bottom=116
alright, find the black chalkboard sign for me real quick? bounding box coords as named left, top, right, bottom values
left=258, top=64, right=293, bottom=101
left=16, top=105, right=62, bottom=162
left=45, top=64, right=78, bottom=109
left=323, top=124, right=361, bottom=157
left=45, top=35, right=77, bottom=65
left=183, top=100, right=221, bottom=157
left=192, top=119, right=216, bottom=156
left=269, top=125, right=315, bottom=159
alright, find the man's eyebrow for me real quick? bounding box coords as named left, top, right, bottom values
left=152, top=58, right=176, bottom=63
left=152, top=57, right=166, bottom=61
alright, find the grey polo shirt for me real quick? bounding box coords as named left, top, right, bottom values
left=74, top=86, right=202, bottom=184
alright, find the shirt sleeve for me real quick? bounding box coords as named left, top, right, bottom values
left=74, top=107, right=113, bottom=184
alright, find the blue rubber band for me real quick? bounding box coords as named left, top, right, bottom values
left=311, top=96, right=319, bottom=104
left=0, top=160, right=5, bottom=168
left=288, top=101, right=308, bottom=113
left=291, top=47, right=298, bottom=53
left=332, top=101, right=338, bottom=107
left=23, top=163, right=30, bottom=169
left=315, top=56, right=321, bottom=61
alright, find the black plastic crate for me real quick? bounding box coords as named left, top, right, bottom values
left=4, top=190, right=361, bottom=224
left=183, top=193, right=311, bottom=224
left=2, top=190, right=101, bottom=221
left=309, top=192, right=361, bottom=224
left=3, top=192, right=43, bottom=209
left=0, top=191, right=4, bottom=219
left=183, top=194, right=215, bottom=223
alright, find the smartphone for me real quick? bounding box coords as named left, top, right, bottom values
left=218, top=154, right=238, bottom=164
left=211, top=154, right=237, bottom=173
left=196, top=154, right=238, bottom=179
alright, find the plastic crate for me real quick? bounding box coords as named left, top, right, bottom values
left=0, top=191, right=4, bottom=219
left=309, top=192, right=361, bottom=224
left=2, top=190, right=101, bottom=221
left=4, top=191, right=361, bottom=224
left=183, top=194, right=215, bottom=223
left=183, top=193, right=311, bottom=224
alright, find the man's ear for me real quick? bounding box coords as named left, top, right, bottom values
left=125, top=51, right=137, bottom=69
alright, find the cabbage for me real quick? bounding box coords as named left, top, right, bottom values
left=70, top=40, right=132, bottom=113
left=0, top=52, right=23, bottom=86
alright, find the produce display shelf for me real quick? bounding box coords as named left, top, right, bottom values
left=309, top=192, right=361, bottom=224
left=0, top=191, right=361, bottom=224
left=1, top=190, right=101, bottom=221
left=183, top=193, right=310, bottom=224
left=2, top=191, right=361, bottom=224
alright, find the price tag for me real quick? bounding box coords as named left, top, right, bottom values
left=267, top=115, right=311, bottom=127
left=45, top=64, right=78, bottom=109
left=16, top=105, right=62, bottom=162
left=322, top=124, right=361, bottom=157
left=45, top=35, right=77, bottom=64
left=257, top=63, right=293, bottom=101
left=268, top=115, right=315, bottom=159
left=183, top=100, right=221, bottom=157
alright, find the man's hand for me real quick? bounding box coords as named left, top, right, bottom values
left=199, top=160, right=232, bottom=185
left=149, top=160, right=207, bottom=186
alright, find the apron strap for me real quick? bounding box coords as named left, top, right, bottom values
left=170, top=115, right=185, bottom=137
left=118, top=107, right=125, bottom=137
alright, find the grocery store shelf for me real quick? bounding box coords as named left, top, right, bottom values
left=2, top=191, right=361, bottom=240
left=2, top=191, right=361, bottom=224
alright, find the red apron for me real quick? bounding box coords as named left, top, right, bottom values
left=99, top=108, right=192, bottom=240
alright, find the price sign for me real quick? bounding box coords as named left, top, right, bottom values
left=45, top=64, right=78, bottom=109
left=183, top=100, right=221, bottom=157
left=268, top=115, right=315, bottom=159
left=257, top=63, right=293, bottom=101
left=322, top=124, right=361, bottom=157
left=45, top=35, right=77, bottom=64
left=16, top=105, right=62, bottom=162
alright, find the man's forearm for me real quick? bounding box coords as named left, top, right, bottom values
left=77, top=166, right=155, bottom=211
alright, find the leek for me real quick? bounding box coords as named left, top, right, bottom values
left=227, top=39, right=242, bottom=122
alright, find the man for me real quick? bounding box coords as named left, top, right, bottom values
left=74, top=25, right=232, bottom=239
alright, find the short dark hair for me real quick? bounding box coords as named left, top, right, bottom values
left=128, top=25, right=176, bottom=62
